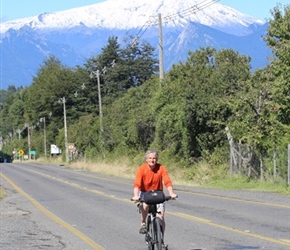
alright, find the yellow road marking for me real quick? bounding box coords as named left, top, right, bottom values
left=174, top=212, right=211, bottom=223
left=39, top=164, right=290, bottom=209
left=0, top=173, right=105, bottom=250
left=177, top=189, right=290, bottom=209
left=26, top=168, right=131, bottom=203
left=8, top=167, right=290, bottom=248
left=58, top=166, right=290, bottom=209
left=168, top=212, right=290, bottom=247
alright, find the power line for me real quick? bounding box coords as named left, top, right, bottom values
left=125, top=0, right=221, bottom=81
left=163, top=0, right=221, bottom=24
left=131, top=0, right=221, bottom=41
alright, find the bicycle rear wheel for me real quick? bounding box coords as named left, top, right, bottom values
left=153, top=217, right=163, bottom=250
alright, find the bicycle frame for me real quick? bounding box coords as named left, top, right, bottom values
left=145, top=204, right=163, bottom=250
left=132, top=193, right=176, bottom=250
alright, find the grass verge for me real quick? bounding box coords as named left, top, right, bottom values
left=28, top=157, right=290, bottom=195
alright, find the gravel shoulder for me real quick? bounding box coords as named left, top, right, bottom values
left=0, top=179, right=94, bottom=250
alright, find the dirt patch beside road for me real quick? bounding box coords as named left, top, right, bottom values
left=0, top=188, right=65, bottom=250
left=0, top=183, right=93, bottom=250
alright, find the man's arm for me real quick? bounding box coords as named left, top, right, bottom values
left=133, top=167, right=142, bottom=200
left=166, top=186, right=177, bottom=198
left=133, top=187, right=140, bottom=200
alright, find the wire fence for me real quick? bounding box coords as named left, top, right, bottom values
left=228, top=140, right=290, bottom=185
left=226, top=127, right=290, bottom=185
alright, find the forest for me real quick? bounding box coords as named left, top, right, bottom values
left=1, top=4, right=290, bottom=185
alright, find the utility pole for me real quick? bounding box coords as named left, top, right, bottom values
left=90, top=69, right=105, bottom=158
left=158, top=13, right=164, bottom=81
left=63, top=98, right=69, bottom=163
left=225, top=126, right=236, bottom=175
left=28, top=124, right=31, bottom=160
left=59, top=97, right=69, bottom=163
left=40, top=117, right=47, bottom=157
left=25, top=123, right=31, bottom=160
left=96, top=70, right=104, bottom=135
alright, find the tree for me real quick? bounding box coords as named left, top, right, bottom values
left=103, top=78, right=158, bottom=154
left=25, top=56, right=91, bottom=129
left=85, top=36, right=123, bottom=103
left=264, top=3, right=290, bottom=125
left=120, top=37, right=158, bottom=89
left=85, top=36, right=158, bottom=105
left=1, top=88, right=26, bottom=141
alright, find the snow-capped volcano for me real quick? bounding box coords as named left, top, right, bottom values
left=1, top=0, right=264, bottom=36
left=0, top=0, right=270, bottom=89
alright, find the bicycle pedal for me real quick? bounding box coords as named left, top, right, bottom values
left=145, top=235, right=149, bottom=241
left=162, top=244, right=168, bottom=250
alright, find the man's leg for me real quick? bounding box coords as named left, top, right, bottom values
left=139, top=203, right=149, bottom=234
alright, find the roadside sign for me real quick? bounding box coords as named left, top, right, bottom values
left=18, top=149, right=24, bottom=156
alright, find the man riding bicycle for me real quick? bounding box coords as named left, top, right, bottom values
left=132, top=149, right=177, bottom=247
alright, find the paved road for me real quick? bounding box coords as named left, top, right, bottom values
left=0, top=162, right=290, bottom=250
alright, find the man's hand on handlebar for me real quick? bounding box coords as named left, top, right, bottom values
left=131, top=196, right=140, bottom=202
left=169, top=193, right=178, bottom=199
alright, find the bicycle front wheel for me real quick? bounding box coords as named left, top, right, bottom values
left=146, top=216, right=154, bottom=250
left=153, top=217, right=163, bottom=250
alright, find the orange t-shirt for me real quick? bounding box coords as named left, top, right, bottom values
left=134, top=163, right=173, bottom=191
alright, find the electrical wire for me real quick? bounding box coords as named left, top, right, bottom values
left=130, top=0, right=221, bottom=42
left=163, top=0, right=221, bottom=24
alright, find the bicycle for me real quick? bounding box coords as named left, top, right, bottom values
left=132, top=190, right=177, bottom=250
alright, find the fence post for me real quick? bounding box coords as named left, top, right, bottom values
left=226, top=126, right=236, bottom=175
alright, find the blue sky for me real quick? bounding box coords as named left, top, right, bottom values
left=0, top=0, right=289, bottom=22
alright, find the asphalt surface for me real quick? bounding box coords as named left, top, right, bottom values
left=0, top=179, right=92, bottom=250
left=1, top=162, right=290, bottom=250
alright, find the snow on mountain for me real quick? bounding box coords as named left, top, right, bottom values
left=0, top=0, right=270, bottom=90
left=1, top=0, right=264, bottom=36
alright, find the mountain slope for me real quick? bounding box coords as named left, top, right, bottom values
left=165, top=21, right=271, bottom=70
left=0, top=0, right=270, bottom=90
left=1, top=0, right=264, bottom=35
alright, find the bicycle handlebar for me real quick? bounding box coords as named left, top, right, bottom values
left=131, top=195, right=178, bottom=203
left=164, top=195, right=178, bottom=201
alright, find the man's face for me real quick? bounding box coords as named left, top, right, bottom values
left=146, top=153, right=158, bottom=168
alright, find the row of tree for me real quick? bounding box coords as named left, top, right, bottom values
left=1, top=4, right=290, bottom=182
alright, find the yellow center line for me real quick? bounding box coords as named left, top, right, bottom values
left=0, top=173, right=105, bottom=250
left=26, top=168, right=132, bottom=203
left=40, top=165, right=290, bottom=209
left=8, top=168, right=290, bottom=248
left=176, top=189, right=290, bottom=209
left=168, top=212, right=290, bottom=247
